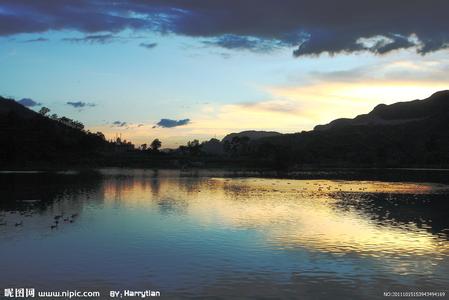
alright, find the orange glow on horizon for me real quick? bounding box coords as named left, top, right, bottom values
left=90, top=80, right=449, bottom=148
left=99, top=173, right=449, bottom=265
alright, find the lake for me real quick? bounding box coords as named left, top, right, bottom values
left=1, top=169, right=448, bottom=299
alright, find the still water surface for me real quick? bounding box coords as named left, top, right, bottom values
left=0, top=169, right=448, bottom=299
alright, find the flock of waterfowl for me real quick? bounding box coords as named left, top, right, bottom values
left=261, top=181, right=370, bottom=194
left=50, top=213, right=78, bottom=229
left=308, top=182, right=369, bottom=193
left=0, top=211, right=79, bottom=229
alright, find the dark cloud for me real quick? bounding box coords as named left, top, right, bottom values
left=63, top=34, right=116, bottom=44
left=66, top=101, right=96, bottom=108
left=139, top=42, right=157, bottom=49
left=23, top=37, right=48, bottom=43
left=112, top=120, right=127, bottom=127
left=155, top=118, right=190, bottom=128
left=371, top=35, right=416, bottom=55
left=1, top=1, right=449, bottom=56
left=17, top=98, right=41, bottom=107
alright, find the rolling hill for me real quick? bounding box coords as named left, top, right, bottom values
left=0, top=96, right=111, bottom=166
left=2, top=90, right=449, bottom=169
left=254, top=90, right=449, bottom=167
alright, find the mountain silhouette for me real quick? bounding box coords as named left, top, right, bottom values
left=253, top=90, right=449, bottom=167
left=0, top=97, right=39, bottom=119
left=222, top=130, right=281, bottom=143
left=315, top=90, right=449, bottom=131
left=0, top=96, right=111, bottom=166
left=1, top=91, right=449, bottom=169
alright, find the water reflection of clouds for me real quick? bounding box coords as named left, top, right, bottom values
left=2, top=172, right=449, bottom=297
left=181, top=178, right=449, bottom=277
left=197, top=184, right=439, bottom=253
left=100, top=176, right=449, bottom=264
left=6, top=173, right=448, bottom=275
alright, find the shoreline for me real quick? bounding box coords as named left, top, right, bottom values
left=2, top=166, right=449, bottom=184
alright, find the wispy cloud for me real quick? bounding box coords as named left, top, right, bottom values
left=305, top=57, right=449, bottom=84
left=23, top=37, right=48, bottom=43
left=236, top=99, right=301, bottom=114
left=203, top=35, right=287, bottom=53
left=66, top=101, right=96, bottom=108
left=139, top=42, right=157, bottom=50
left=62, top=34, right=117, bottom=44
left=112, top=120, right=127, bottom=127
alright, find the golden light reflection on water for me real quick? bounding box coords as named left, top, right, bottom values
left=102, top=175, right=449, bottom=266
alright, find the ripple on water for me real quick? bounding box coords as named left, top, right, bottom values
left=0, top=172, right=448, bottom=298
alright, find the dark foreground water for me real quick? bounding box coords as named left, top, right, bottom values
left=0, top=169, right=449, bottom=299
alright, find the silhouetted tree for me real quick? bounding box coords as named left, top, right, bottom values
left=39, top=107, right=50, bottom=116
left=179, top=145, right=188, bottom=155
left=230, top=136, right=250, bottom=156
left=71, top=120, right=84, bottom=131
left=95, top=132, right=106, bottom=140
left=223, top=140, right=231, bottom=154
left=187, top=139, right=202, bottom=156
left=140, top=143, right=147, bottom=151
left=150, top=139, right=161, bottom=152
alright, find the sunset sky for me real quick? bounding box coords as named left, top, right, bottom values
left=1, top=1, right=449, bottom=147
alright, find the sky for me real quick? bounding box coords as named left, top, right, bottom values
left=1, top=0, right=449, bottom=148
